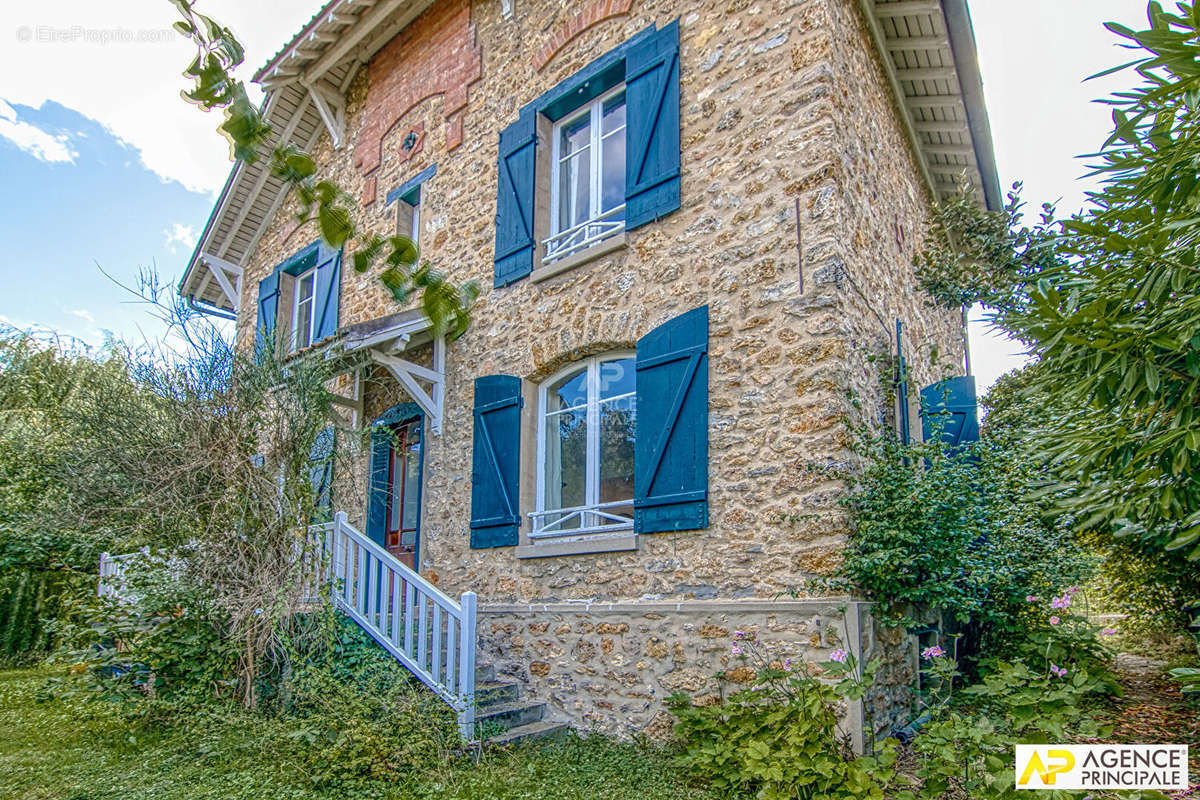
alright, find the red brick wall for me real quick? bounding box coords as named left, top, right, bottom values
left=352, top=0, right=482, bottom=203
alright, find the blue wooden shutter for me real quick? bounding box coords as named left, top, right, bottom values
left=366, top=427, right=391, bottom=546
left=312, top=245, right=341, bottom=342
left=308, top=427, right=335, bottom=514
left=254, top=272, right=280, bottom=363
left=470, top=375, right=522, bottom=548
left=634, top=305, right=708, bottom=533
left=624, top=20, right=681, bottom=231
left=920, top=376, right=980, bottom=448
left=493, top=112, right=537, bottom=288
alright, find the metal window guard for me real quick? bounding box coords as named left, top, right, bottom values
left=529, top=499, right=633, bottom=538
left=542, top=204, right=626, bottom=264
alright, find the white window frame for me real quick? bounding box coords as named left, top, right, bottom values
left=290, top=267, right=317, bottom=352
left=544, top=84, right=627, bottom=265
left=396, top=191, right=421, bottom=247
left=532, top=353, right=636, bottom=539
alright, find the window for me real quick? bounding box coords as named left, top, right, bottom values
left=534, top=354, right=636, bottom=537
left=291, top=267, right=316, bottom=351
left=545, top=86, right=626, bottom=264
left=395, top=185, right=421, bottom=247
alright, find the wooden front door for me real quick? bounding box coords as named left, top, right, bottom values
left=383, top=417, right=422, bottom=569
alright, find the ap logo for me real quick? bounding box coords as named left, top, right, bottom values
left=1017, top=749, right=1076, bottom=787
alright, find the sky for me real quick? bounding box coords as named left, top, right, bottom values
left=0, top=0, right=1150, bottom=390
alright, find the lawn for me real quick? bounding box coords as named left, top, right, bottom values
left=0, top=668, right=724, bottom=800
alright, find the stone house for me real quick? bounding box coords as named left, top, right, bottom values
left=180, top=0, right=999, bottom=746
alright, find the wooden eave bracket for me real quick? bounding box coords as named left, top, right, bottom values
left=368, top=336, right=446, bottom=434
left=196, top=252, right=243, bottom=313
left=308, top=82, right=347, bottom=148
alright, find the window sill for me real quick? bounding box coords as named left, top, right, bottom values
left=531, top=233, right=626, bottom=283
left=515, top=531, right=638, bottom=559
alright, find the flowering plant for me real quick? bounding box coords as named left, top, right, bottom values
left=666, top=628, right=896, bottom=800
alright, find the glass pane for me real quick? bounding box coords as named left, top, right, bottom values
left=388, top=444, right=403, bottom=533
left=598, top=357, right=634, bottom=400
left=599, top=395, right=636, bottom=516
left=546, top=367, right=587, bottom=412
left=295, top=298, right=313, bottom=349
left=557, top=152, right=591, bottom=232
left=559, top=112, right=591, bottom=158
left=543, top=408, right=587, bottom=529
left=401, top=423, right=421, bottom=536
left=602, top=92, right=626, bottom=135
left=298, top=272, right=315, bottom=302
left=600, top=127, right=625, bottom=216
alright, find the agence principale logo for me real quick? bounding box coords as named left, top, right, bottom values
left=1014, top=745, right=1189, bottom=791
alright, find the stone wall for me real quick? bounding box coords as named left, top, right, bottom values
left=233, top=0, right=964, bottom=607
left=477, top=598, right=916, bottom=748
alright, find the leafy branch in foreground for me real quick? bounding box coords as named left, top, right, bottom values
left=169, top=0, right=478, bottom=338
left=912, top=2, right=1200, bottom=623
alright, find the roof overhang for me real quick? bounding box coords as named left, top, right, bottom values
left=179, top=0, right=434, bottom=315
left=861, top=0, right=1002, bottom=211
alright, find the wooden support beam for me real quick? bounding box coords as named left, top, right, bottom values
left=370, top=342, right=445, bottom=434
left=912, top=120, right=970, bottom=134
left=894, top=67, right=958, bottom=83
left=885, top=35, right=951, bottom=50
left=872, top=0, right=942, bottom=17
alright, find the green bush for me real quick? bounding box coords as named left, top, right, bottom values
left=901, top=602, right=1123, bottom=800
left=666, top=630, right=896, bottom=800
left=838, top=411, right=1094, bottom=660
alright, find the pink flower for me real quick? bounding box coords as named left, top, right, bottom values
left=829, top=649, right=848, bottom=663
left=731, top=643, right=743, bottom=656
left=1067, top=586, right=1080, bottom=595
left=1050, top=594, right=1071, bottom=609
left=1100, top=627, right=1118, bottom=637
left=1026, top=595, right=1039, bottom=603
left=920, top=645, right=945, bottom=661
left=1049, top=616, right=1060, bottom=626
left=1050, top=662, right=1068, bottom=678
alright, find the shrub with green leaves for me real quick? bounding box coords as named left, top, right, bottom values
left=667, top=630, right=896, bottom=800
left=837, top=410, right=1094, bottom=660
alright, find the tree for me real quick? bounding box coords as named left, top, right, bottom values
left=914, top=2, right=1200, bottom=619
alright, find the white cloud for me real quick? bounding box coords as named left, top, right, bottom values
left=68, top=308, right=95, bottom=323
left=163, top=222, right=199, bottom=253
left=0, top=98, right=76, bottom=162
left=0, top=1, right=317, bottom=195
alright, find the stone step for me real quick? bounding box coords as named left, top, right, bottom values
left=483, top=719, right=569, bottom=747
left=476, top=680, right=521, bottom=708
left=475, top=699, right=546, bottom=730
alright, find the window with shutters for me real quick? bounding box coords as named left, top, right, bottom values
left=533, top=354, right=637, bottom=538
left=545, top=86, right=627, bottom=265
left=493, top=20, right=680, bottom=288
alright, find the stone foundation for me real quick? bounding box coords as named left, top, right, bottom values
left=477, top=598, right=916, bottom=751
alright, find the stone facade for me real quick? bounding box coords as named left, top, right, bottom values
left=478, top=599, right=916, bottom=748
left=229, top=0, right=967, bottom=737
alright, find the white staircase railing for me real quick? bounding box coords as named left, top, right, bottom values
left=311, top=512, right=477, bottom=739
left=96, top=513, right=478, bottom=740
